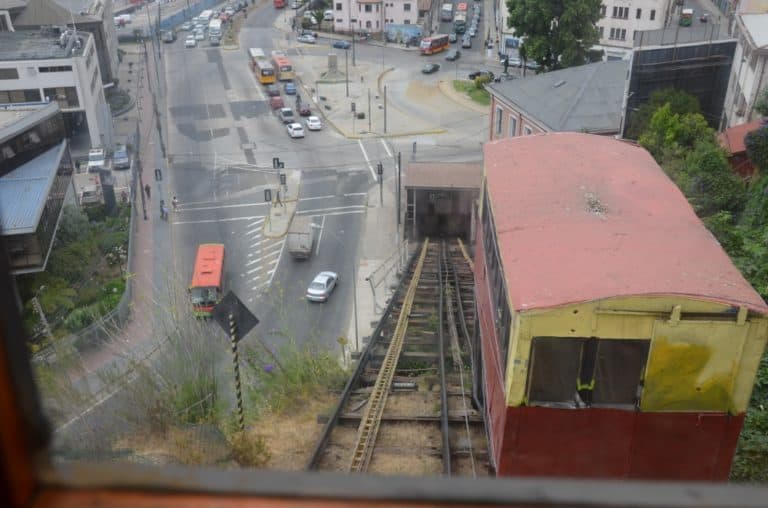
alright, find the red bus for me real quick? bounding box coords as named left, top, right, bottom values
left=189, top=243, right=225, bottom=318
left=420, top=34, right=450, bottom=55
left=456, top=2, right=468, bottom=12
left=274, top=0, right=285, bottom=7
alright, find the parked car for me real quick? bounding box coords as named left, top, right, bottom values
left=162, top=30, right=176, bottom=43
left=265, top=84, right=280, bottom=97
left=270, top=96, right=285, bottom=109
left=278, top=107, right=295, bottom=123
left=284, top=82, right=297, bottom=95
left=305, top=116, right=322, bottom=130
left=298, top=103, right=311, bottom=116
left=306, top=271, right=338, bottom=302
left=113, top=145, right=131, bottom=170
left=185, top=36, right=197, bottom=48
left=500, top=55, right=521, bottom=67
left=445, top=49, right=461, bottom=61
left=449, top=32, right=457, bottom=43
left=468, top=26, right=477, bottom=38
left=180, top=21, right=193, bottom=31
left=303, top=12, right=317, bottom=24
left=461, top=36, right=471, bottom=48
left=468, top=70, right=494, bottom=80
left=87, top=148, right=106, bottom=171
left=287, top=122, right=305, bottom=138
left=332, top=39, right=351, bottom=49
left=297, top=34, right=316, bottom=44
left=422, top=63, right=440, bottom=74
left=524, top=60, right=541, bottom=70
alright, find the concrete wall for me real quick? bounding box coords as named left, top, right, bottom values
left=333, top=0, right=420, bottom=34
left=723, top=16, right=768, bottom=127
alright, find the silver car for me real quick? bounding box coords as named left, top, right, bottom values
left=113, top=145, right=130, bottom=170
left=306, top=271, right=339, bottom=302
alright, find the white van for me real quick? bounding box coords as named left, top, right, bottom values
left=323, top=10, right=333, bottom=21
left=208, top=18, right=222, bottom=36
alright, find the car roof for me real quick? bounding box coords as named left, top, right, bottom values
left=314, top=271, right=337, bottom=282
left=308, top=116, right=320, bottom=121
left=289, top=122, right=302, bottom=128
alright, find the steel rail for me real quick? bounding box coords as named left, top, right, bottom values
left=305, top=244, right=420, bottom=471
left=437, top=241, right=451, bottom=476
left=348, top=240, right=431, bottom=473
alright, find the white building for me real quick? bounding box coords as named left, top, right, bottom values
left=722, top=0, right=768, bottom=127
left=595, top=0, right=674, bottom=59
left=0, top=28, right=113, bottom=149
left=331, top=0, right=421, bottom=35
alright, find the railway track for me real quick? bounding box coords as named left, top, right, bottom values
left=307, top=239, right=489, bottom=477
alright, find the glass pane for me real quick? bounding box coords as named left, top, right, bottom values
left=528, top=337, right=584, bottom=405
left=592, top=340, right=650, bottom=406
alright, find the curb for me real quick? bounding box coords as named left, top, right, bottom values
left=111, top=95, right=136, bottom=117
left=262, top=177, right=302, bottom=239
left=437, top=80, right=489, bottom=114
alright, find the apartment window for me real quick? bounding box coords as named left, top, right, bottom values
left=365, top=20, right=371, bottom=27
left=495, top=106, right=503, bottom=135
left=0, top=67, right=19, bottom=79
left=650, top=9, right=655, bottom=20
left=600, top=4, right=606, bottom=16
left=0, top=88, right=42, bottom=104
left=404, top=2, right=411, bottom=11
left=335, top=2, right=341, bottom=9
left=620, top=28, right=626, bottom=40
left=636, top=8, right=641, bottom=19
left=508, top=116, right=517, bottom=137
left=612, top=6, right=628, bottom=19
left=612, top=6, right=617, bottom=17
left=38, top=66, right=73, bottom=73
left=523, top=126, right=532, bottom=135
left=365, top=4, right=371, bottom=12
left=598, top=26, right=604, bottom=38
left=404, top=19, right=410, bottom=23
left=43, top=86, right=79, bottom=108
left=375, top=4, right=379, bottom=11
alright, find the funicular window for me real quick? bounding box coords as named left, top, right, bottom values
left=527, top=337, right=649, bottom=408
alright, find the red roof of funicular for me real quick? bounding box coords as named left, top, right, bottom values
left=483, top=132, right=768, bottom=313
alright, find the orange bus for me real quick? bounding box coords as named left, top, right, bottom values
left=255, top=59, right=276, bottom=84
left=420, top=34, right=450, bottom=55
left=272, top=55, right=295, bottom=81
left=189, top=243, right=225, bottom=318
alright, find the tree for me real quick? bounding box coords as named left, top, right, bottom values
left=626, top=87, right=701, bottom=140
left=754, top=87, right=768, bottom=117
left=745, top=125, right=768, bottom=173
left=638, top=103, right=711, bottom=160
left=506, top=0, right=601, bottom=70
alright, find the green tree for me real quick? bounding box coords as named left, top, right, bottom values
left=506, top=0, right=601, bottom=70
left=754, top=87, right=768, bottom=117
left=683, top=140, right=744, bottom=216
left=745, top=125, right=768, bottom=173
left=626, top=87, right=701, bottom=140
left=638, top=104, right=711, bottom=160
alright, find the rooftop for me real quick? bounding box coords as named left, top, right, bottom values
left=405, top=161, right=482, bottom=189
left=718, top=120, right=764, bottom=154
left=740, top=13, right=768, bottom=49
left=487, top=61, right=628, bottom=134
left=483, top=133, right=768, bottom=314
left=0, top=104, right=47, bottom=131
left=0, top=29, right=90, bottom=61
left=0, top=141, right=66, bottom=235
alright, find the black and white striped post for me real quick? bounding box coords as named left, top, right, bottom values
left=229, top=312, right=245, bottom=432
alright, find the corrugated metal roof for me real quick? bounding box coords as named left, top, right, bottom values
left=487, top=61, right=628, bottom=134
left=741, top=13, right=768, bottom=49
left=405, top=161, right=482, bottom=189
left=718, top=120, right=764, bottom=154
left=0, top=141, right=65, bottom=235
left=483, top=133, right=768, bottom=314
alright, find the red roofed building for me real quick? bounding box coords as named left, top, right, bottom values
left=718, top=119, right=764, bottom=180
left=474, top=132, right=768, bottom=480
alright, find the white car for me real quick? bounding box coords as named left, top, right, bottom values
left=303, top=12, right=317, bottom=24
left=185, top=36, right=196, bottom=47
left=290, top=0, right=302, bottom=8
left=305, top=116, right=322, bottom=131
left=271, top=49, right=286, bottom=58
left=194, top=29, right=205, bottom=41
left=287, top=122, right=305, bottom=138
left=297, top=34, right=316, bottom=44
left=306, top=271, right=338, bottom=302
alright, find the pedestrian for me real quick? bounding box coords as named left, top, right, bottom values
left=172, top=195, right=178, bottom=211
left=160, top=199, right=167, bottom=220
left=275, top=189, right=283, bottom=207
left=360, top=75, right=364, bottom=83
left=144, top=184, right=151, bottom=199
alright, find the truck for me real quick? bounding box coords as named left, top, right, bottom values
left=208, top=18, right=222, bottom=37
left=287, top=216, right=313, bottom=259
left=441, top=3, right=454, bottom=22
left=274, top=0, right=286, bottom=8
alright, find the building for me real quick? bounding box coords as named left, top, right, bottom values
left=722, top=0, right=768, bottom=128
left=0, top=28, right=114, bottom=149
left=486, top=60, right=628, bottom=140
left=595, top=0, right=674, bottom=60
left=0, top=102, right=72, bottom=274
left=717, top=118, right=764, bottom=179
left=475, top=132, right=768, bottom=479
left=332, top=0, right=423, bottom=36
left=3, top=0, right=119, bottom=84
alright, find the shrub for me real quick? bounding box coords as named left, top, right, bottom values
left=84, top=205, right=107, bottom=222
left=63, top=306, right=97, bottom=332
left=474, top=75, right=491, bottom=89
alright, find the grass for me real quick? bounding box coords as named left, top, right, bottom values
left=452, top=80, right=491, bottom=106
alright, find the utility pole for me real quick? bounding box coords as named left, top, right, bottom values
left=228, top=313, right=245, bottom=432
left=383, top=85, right=387, bottom=133
left=352, top=27, right=356, bottom=66
left=377, top=162, right=383, bottom=206
left=397, top=151, right=401, bottom=226
left=345, top=50, right=349, bottom=97
left=367, top=88, right=371, bottom=132
left=352, top=264, right=359, bottom=351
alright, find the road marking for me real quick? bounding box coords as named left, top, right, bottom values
left=173, top=215, right=265, bottom=225
left=247, top=218, right=265, bottom=228
left=262, top=242, right=283, bottom=253
left=267, top=258, right=279, bottom=265
left=344, top=192, right=367, bottom=197
left=246, top=266, right=261, bottom=274
left=299, top=204, right=366, bottom=214
left=297, top=210, right=365, bottom=218
left=357, top=139, right=377, bottom=181
left=300, top=194, right=337, bottom=202
left=246, top=226, right=262, bottom=236
left=380, top=138, right=393, bottom=158
left=315, top=215, right=325, bottom=256
left=249, top=240, right=265, bottom=250
left=268, top=235, right=287, bottom=286
left=249, top=274, right=262, bottom=280
left=181, top=202, right=270, bottom=212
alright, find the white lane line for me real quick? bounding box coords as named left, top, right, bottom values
left=380, top=138, right=393, bottom=158
left=173, top=215, right=264, bottom=225
left=246, top=266, right=260, bottom=275
left=315, top=215, right=325, bottom=257
left=268, top=236, right=287, bottom=286
left=182, top=202, right=270, bottom=212
left=246, top=226, right=262, bottom=236
left=300, top=195, right=337, bottom=202
left=247, top=218, right=265, bottom=228
left=246, top=258, right=259, bottom=267
left=249, top=240, right=265, bottom=251
left=267, top=258, right=279, bottom=265
left=357, top=138, right=377, bottom=181
left=297, top=210, right=365, bottom=218
left=250, top=274, right=262, bottom=281
left=299, top=204, right=366, bottom=214
left=344, top=192, right=367, bottom=197
left=261, top=242, right=283, bottom=253
left=267, top=268, right=277, bottom=276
